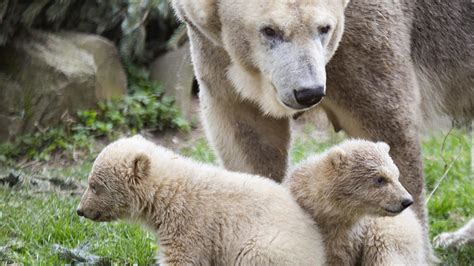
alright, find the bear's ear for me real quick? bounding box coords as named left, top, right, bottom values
left=172, top=0, right=222, bottom=46
left=329, top=147, right=347, bottom=169
left=131, top=153, right=151, bottom=183
left=377, top=142, right=390, bottom=154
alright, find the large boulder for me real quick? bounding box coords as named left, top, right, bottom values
left=150, top=42, right=195, bottom=120
left=59, top=32, right=127, bottom=100
left=0, top=30, right=127, bottom=141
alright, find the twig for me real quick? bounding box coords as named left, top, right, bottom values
left=425, top=128, right=464, bottom=204
left=440, top=127, right=454, bottom=166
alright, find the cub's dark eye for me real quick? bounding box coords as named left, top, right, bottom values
left=374, top=176, right=387, bottom=186
left=319, top=25, right=331, bottom=34
left=261, top=26, right=281, bottom=39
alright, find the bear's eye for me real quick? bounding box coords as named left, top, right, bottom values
left=319, top=25, right=331, bottom=34
left=261, top=26, right=282, bottom=40
left=374, top=176, right=387, bottom=186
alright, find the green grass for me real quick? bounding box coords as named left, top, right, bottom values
left=0, top=190, right=156, bottom=265
left=423, top=130, right=474, bottom=264
left=0, top=128, right=472, bottom=264
left=291, top=129, right=347, bottom=163
left=0, top=158, right=157, bottom=265
left=180, top=138, right=217, bottom=164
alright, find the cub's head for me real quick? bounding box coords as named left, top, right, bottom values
left=173, top=0, right=350, bottom=117
left=77, top=136, right=152, bottom=222
left=323, top=140, right=413, bottom=217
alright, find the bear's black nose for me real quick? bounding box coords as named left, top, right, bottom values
left=401, top=198, right=413, bottom=209
left=293, top=86, right=325, bottom=107
left=77, top=209, right=84, bottom=217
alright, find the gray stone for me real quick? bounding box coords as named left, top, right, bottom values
left=0, top=30, right=127, bottom=141
left=150, top=42, right=195, bottom=120
left=59, top=32, right=128, bottom=100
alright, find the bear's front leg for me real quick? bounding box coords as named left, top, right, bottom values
left=322, top=3, right=433, bottom=259
left=188, top=27, right=291, bottom=182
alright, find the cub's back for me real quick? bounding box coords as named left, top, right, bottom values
left=196, top=167, right=326, bottom=265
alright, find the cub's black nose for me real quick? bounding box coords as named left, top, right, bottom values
left=293, top=86, right=325, bottom=107
left=401, top=198, right=413, bottom=209
left=77, top=209, right=84, bottom=217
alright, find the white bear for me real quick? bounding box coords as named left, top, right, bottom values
left=173, top=1, right=472, bottom=262
left=284, top=139, right=427, bottom=265
left=77, top=135, right=325, bottom=265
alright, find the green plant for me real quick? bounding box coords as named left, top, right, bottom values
left=0, top=188, right=157, bottom=265
left=180, top=138, right=216, bottom=164
left=0, top=64, right=189, bottom=163
left=0, top=127, right=89, bottom=162
left=423, top=130, right=474, bottom=264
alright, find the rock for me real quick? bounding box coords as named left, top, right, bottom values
left=59, top=32, right=127, bottom=100
left=0, top=30, right=127, bottom=141
left=150, top=42, right=195, bottom=120
left=52, top=244, right=107, bottom=265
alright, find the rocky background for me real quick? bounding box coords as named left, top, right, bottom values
left=0, top=0, right=194, bottom=142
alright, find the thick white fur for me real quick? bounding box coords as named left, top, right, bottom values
left=363, top=209, right=426, bottom=265
left=90, top=136, right=326, bottom=265
left=284, top=139, right=427, bottom=265
left=434, top=219, right=474, bottom=249
left=227, top=63, right=295, bottom=118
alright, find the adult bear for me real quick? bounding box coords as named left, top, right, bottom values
left=172, top=0, right=473, bottom=255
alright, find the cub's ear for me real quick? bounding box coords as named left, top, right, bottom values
left=172, top=0, right=222, bottom=46
left=377, top=142, right=390, bottom=154
left=329, top=147, right=347, bottom=169
left=131, top=153, right=151, bottom=183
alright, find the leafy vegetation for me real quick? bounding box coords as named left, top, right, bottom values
left=0, top=64, right=189, bottom=163
left=180, top=138, right=217, bottom=164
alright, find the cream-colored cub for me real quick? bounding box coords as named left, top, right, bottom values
left=77, top=135, right=325, bottom=265
left=284, top=139, right=426, bottom=265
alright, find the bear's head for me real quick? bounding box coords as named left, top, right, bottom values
left=173, top=0, right=350, bottom=117
left=77, top=136, right=152, bottom=222
left=323, top=140, right=413, bottom=217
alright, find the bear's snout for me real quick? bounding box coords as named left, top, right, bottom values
left=293, top=86, right=325, bottom=108
left=76, top=207, right=102, bottom=221
left=383, top=196, right=414, bottom=215
left=401, top=198, right=413, bottom=210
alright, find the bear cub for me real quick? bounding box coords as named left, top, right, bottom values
left=77, top=135, right=325, bottom=265
left=284, top=139, right=427, bottom=265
